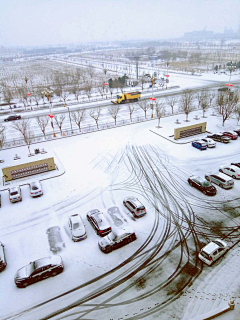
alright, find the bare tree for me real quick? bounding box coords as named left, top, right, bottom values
left=89, top=107, right=101, bottom=129
left=31, top=89, right=41, bottom=109
left=209, top=91, right=215, bottom=107
left=235, top=107, right=240, bottom=125
left=166, top=97, right=177, bottom=114
left=0, top=125, right=6, bottom=150
left=180, top=89, right=194, bottom=121
left=200, top=95, right=209, bottom=118
left=137, top=100, right=150, bottom=119
left=195, top=92, right=202, bottom=108
left=97, top=82, right=105, bottom=99
left=11, top=119, right=34, bottom=154
left=61, top=90, right=69, bottom=106
left=139, top=75, right=146, bottom=91
left=54, top=114, right=66, bottom=135
left=215, top=91, right=239, bottom=126
left=87, top=65, right=95, bottom=79
left=128, top=104, right=135, bottom=122
left=108, top=105, right=121, bottom=125
left=36, top=116, right=49, bottom=139
left=3, top=87, right=14, bottom=111
left=155, top=100, right=165, bottom=128
left=84, top=82, right=93, bottom=101
left=71, top=109, right=86, bottom=131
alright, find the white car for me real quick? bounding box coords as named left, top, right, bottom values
left=198, top=239, right=228, bottom=265
left=219, top=165, right=240, bottom=179
left=201, top=138, right=216, bottom=148
left=29, top=181, right=43, bottom=197
left=68, top=214, right=87, bottom=241
left=9, top=186, right=22, bottom=203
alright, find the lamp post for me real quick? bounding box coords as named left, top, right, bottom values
left=104, top=82, right=108, bottom=99
left=150, top=97, right=156, bottom=118
left=48, top=114, right=56, bottom=138
left=166, top=62, right=169, bottom=89
left=64, top=104, right=74, bottom=134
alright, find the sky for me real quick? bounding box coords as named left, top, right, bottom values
left=1, top=0, right=240, bottom=47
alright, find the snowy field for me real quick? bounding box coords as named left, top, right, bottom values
left=0, top=101, right=240, bottom=320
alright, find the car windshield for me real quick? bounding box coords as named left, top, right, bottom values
left=201, top=251, right=210, bottom=260
left=27, top=263, right=35, bottom=276
left=107, top=233, right=116, bottom=241
left=31, top=185, right=39, bottom=190
left=10, top=191, right=18, bottom=195
left=212, top=240, right=224, bottom=247
left=73, top=222, right=80, bottom=230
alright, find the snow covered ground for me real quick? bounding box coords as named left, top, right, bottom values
left=0, top=100, right=240, bottom=320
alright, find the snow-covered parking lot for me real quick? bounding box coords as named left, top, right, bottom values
left=0, top=106, right=240, bottom=320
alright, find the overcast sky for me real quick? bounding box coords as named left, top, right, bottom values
left=1, top=0, right=240, bottom=47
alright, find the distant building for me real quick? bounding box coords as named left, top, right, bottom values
left=183, top=30, right=214, bottom=40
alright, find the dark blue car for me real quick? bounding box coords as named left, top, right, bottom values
left=192, top=140, right=207, bottom=150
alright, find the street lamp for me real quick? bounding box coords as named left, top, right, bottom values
left=104, top=82, right=108, bottom=99
left=166, top=62, right=169, bottom=89
left=48, top=114, right=56, bottom=138
left=64, top=104, right=74, bottom=134
left=150, top=97, right=156, bottom=118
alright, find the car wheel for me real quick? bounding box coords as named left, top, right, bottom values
left=219, top=169, right=223, bottom=173
left=51, top=270, right=58, bottom=276
left=219, top=183, right=223, bottom=188
left=232, top=175, right=236, bottom=179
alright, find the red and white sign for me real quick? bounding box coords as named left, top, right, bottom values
left=48, top=114, right=54, bottom=119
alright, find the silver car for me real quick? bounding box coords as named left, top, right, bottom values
left=123, top=197, right=146, bottom=217
left=205, top=172, right=234, bottom=189
left=219, top=165, right=240, bottom=179
left=68, top=214, right=87, bottom=241
left=201, top=138, right=216, bottom=148
left=9, top=186, right=22, bottom=203
left=29, top=181, right=43, bottom=197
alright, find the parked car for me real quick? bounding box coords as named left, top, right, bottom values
left=29, top=181, right=43, bottom=197
left=86, top=209, right=111, bottom=237
left=207, top=133, right=230, bottom=143
left=201, top=138, right=216, bottom=148
left=233, top=129, right=240, bottom=136
left=4, top=115, right=21, bottom=122
left=123, top=196, right=146, bottom=217
left=46, top=226, right=65, bottom=253
left=191, top=140, right=207, bottom=150
left=188, top=176, right=217, bottom=195
left=231, top=162, right=240, bottom=168
left=219, top=165, right=240, bottom=179
left=14, top=255, right=64, bottom=288
left=0, top=242, right=7, bottom=272
left=205, top=172, right=234, bottom=189
left=68, top=214, right=87, bottom=241
left=98, top=226, right=137, bottom=253
left=198, top=239, right=228, bottom=265
left=9, top=186, right=22, bottom=203
left=221, top=131, right=238, bottom=140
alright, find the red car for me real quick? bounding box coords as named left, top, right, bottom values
left=222, top=131, right=238, bottom=140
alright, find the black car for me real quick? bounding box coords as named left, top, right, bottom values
left=4, top=115, right=21, bottom=122
left=0, top=242, right=7, bottom=272
left=188, top=176, right=217, bottom=195
left=98, top=227, right=137, bottom=253
left=14, top=255, right=64, bottom=288
left=231, top=162, right=240, bottom=168
left=86, top=209, right=111, bottom=237
left=207, top=133, right=230, bottom=143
